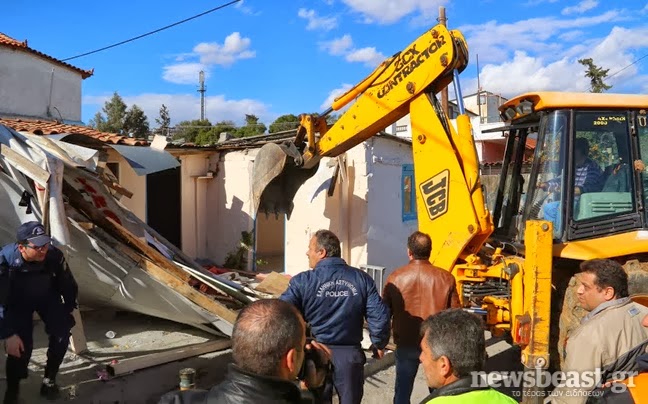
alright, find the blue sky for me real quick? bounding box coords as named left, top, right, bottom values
left=4, top=0, right=648, bottom=128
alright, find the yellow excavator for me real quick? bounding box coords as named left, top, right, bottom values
left=251, top=23, right=648, bottom=397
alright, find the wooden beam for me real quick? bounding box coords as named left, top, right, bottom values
left=0, top=144, right=50, bottom=186
left=254, top=271, right=290, bottom=297
left=69, top=309, right=88, bottom=354
left=139, top=259, right=238, bottom=324
left=62, top=180, right=190, bottom=283
left=107, top=338, right=232, bottom=376
left=100, top=175, right=133, bottom=199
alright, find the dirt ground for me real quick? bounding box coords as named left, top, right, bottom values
left=0, top=309, right=231, bottom=404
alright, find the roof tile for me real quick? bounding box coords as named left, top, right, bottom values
left=0, top=117, right=148, bottom=146
left=0, top=32, right=93, bottom=79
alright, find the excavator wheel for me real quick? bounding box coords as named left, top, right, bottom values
left=557, top=258, right=648, bottom=369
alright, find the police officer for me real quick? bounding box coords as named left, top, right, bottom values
left=280, top=229, right=390, bottom=404
left=0, top=221, right=78, bottom=403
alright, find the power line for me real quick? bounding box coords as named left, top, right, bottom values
left=62, top=0, right=241, bottom=62
left=607, top=52, right=648, bottom=80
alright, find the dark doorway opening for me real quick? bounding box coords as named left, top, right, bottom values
left=147, top=167, right=182, bottom=248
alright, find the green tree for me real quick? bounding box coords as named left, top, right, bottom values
left=269, top=114, right=300, bottom=133
left=123, top=105, right=150, bottom=139
left=196, top=120, right=238, bottom=145
left=98, top=92, right=128, bottom=133
left=578, top=58, right=612, bottom=93
left=173, top=119, right=212, bottom=143
left=155, top=104, right=171, bottom=136
left=235, top=114, right=267, bottom=138
left=88, top=111, right=106, bottom=129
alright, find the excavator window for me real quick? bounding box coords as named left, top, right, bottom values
left=570, top=111, right=634, bottom=223
left=523, top=111, right=568, bottom=240
left=636, top=113, right=648, bottom=222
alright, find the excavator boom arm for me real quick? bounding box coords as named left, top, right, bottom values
left=252, top=23, right=493, bottom=267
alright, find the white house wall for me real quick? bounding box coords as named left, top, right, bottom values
left=365, top=137, right=417, bottom=278
left=106, top=150, right=146, bottom=222
left=0, top=48, right=82, bottom=121
left=204, top=150, right=256, bottom=266
left=284, top=145, right=370, bottom=276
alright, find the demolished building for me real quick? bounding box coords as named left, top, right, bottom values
left=0, top=123, right=277, bottom=338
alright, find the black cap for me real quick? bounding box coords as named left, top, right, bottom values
left=16, top=221, right=51, bottom=247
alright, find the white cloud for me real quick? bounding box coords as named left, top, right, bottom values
left=320, top=35, right=354, bottom=55
left=84, top=93, right=272, bottom=127
left=319, top=34, right=385, bottom=67
left=341, top=0, right=446, bottom=24
left=235, top=0, right=261, bottom=16
left=162, top=63, right=208, bottom=85
left=559, top=30, right=585, bottom=42
left=162, top=32, right=255, bottom=84
left=345, top=47, right=385, bottom=67
left=467, top=26, right=648, bottom=98
left=194, top=32, right=256, bottom=66
left=562, top=0, right=599, bottom=15
left=320, top=84, right=353, bottom=110
left=460, top=11, right=625, bottom=63
left=298, top=8, right=338, bottom=31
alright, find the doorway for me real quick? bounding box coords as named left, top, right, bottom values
left=254, top=212, right=285, bottom=273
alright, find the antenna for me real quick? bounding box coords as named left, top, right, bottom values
left=198, top=70, right=206, bottom=121
left=477, top=54, right=482, bottom=122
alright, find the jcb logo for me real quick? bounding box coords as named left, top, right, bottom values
left=420, top=170, right=449, bottom=220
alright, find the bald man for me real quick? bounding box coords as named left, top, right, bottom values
left=159, top=299, right=330, bottom=404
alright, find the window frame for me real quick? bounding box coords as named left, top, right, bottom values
left=402, top=164, right=416, bottom=222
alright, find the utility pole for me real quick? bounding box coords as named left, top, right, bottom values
left=438, top=6, right=449, bottom=118
left=198, top=71, right=206, bottom=121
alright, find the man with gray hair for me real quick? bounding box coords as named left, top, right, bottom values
left=158, top=299, right=330, bottom=403
left=418, top=309, right=516, bottom=403
left=281, top=229, right=390, bottom=404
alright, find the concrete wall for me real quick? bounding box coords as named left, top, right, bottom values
left=203, top=150, right=255, bottom=266
left=106, top=149, right=146, bottom=221
left=284, top=157, right=343, bottom=275
left=365, top=137, right=417, bottom=278
left=178, top=153, right=211, bottom=259
left=0, top=48, right=82, bottom=121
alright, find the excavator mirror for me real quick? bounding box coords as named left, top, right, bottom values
left=251, top=142, right=319, bottom=219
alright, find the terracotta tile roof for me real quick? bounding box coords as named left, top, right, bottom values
left=0, top=33, right=93, bottom=79
left=0, top=117, right=148, bottom=146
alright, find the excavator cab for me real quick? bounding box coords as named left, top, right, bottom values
left=491, top=94, right=648, bottom=244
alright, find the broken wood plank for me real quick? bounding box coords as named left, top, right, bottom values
left=69, top=309, right=88, bottom=354
left=0, top=144, right=50, bottom=186
left=100, top=175, right=133, bottom=199
left=107, top=338, right=232, bottom=376
left=254, top=271, right=291, bottom=297
left=140, top=259, right=238, bottom=325
left=62, top=180, right=190, bottom=283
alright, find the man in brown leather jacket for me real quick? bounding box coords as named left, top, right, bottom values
left=382, top=231, right=460, bottom=404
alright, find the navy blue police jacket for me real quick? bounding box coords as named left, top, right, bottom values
left=280, top=257, right=390, bottom=348
left=0, top=243, right=78, bottom=338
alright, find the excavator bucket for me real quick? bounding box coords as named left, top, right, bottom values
left=252, top=142, right=319, bottom=218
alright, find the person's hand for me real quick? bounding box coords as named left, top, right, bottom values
left=5, top=335, right=24, bottom=358
left=635, top=160, right=646, bottom=172
left=373, top=349, right=385, bottom=359
left=302, top=340, right=331, bottom=389
left=541, top=182, right=560, bottom=193
left=574, top=186, right=582, bottom=196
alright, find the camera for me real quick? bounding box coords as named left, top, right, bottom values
left=297, top=339, right=330, bottom=381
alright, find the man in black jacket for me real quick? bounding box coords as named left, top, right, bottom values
left=0, top=221, right=78, bottom=403
left=159, top=299, right=330, bottom=404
